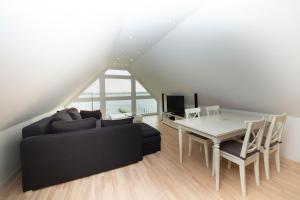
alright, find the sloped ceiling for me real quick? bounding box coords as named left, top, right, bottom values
left=130, top=0, right=300, bottom=116
left=1, top=0, right=300, bottom=130
left=0, top=0, right=198, bottom=130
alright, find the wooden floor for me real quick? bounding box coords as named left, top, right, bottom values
left=1, top=115, right=300, bottom=200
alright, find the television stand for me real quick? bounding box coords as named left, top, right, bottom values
left=161, top=112, right=184, bottom=129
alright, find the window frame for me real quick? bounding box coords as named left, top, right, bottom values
left=66, top=68, right=158, bottom=117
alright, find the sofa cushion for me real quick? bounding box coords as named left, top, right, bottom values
left=22, top=117, right=53, bottom=139
left=67, top=108, right=82, bottom=120
left=101, top=117, right=133, bottom=127
left=139, top=123, right=160, bottom=138
left=80, top=110, right=102, bottom=120
left=52, top=111, right=73, bottom=122
left=51, top=118, right=97, bottom=133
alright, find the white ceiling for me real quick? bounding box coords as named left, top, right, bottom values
left=1, top=0, right=300, bottom=130
left=130, top=0, right=300, bottom=116
left=0, top=0, right=198, bottom=130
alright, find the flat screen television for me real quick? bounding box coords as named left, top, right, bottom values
left=167, top=95, right=184, bottom=115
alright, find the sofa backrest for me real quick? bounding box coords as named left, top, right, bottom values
left=22, top=117, right=53, bottom=139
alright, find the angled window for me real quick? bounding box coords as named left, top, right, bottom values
left=105, top=78, right=131, bottom=97
left=68, top=79, right=100, bottom=111
left=67, top=69, right=157, bottom=117
left=136, top=80, right=150, bottom=96
left=104, top=69, right=131, bottom=76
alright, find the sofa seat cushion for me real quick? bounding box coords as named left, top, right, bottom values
left=51, top=118, right=97, bottom=133
left=139, top=123, right=160, bottom=138
left=101, top=117, right=133, bottom=127
left=220, top=140, right=258, bottom=160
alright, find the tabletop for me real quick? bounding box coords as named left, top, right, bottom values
left=174, top=112, right=264, bottom=137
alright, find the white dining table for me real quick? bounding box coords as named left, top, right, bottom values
left=174, top=112, right=264, bottom=191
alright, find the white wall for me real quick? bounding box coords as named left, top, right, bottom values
left=0, top=112, right=53, bottom=189
left=131, top=0, right=300, bottom=117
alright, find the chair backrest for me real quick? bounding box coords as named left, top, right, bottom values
left=264, top=113, right=287, bottom=149
left=240, top=119, right=265, bottom=159
left=206, top=105, right=220, bottom=116
left=185, top=107, right=201, bottom=119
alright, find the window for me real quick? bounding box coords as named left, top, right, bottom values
left=105, top=78, right=131, bottom=97
left=67, top=79, right=100, bottom=111
left=106, top=100, right=131, bottom=115
left=105, top=69, right=131, bottom=76
left=67, top=69, right=157, bottom=116
left=136, top=99, right=157, bottom=114
left=69, top=101, right=100, bottom=111
left=136, top=80, right=150, bottom=96
left=78, top=79, right=100, bottom=99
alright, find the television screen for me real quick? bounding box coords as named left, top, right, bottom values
left=167, top=96, right=184, bottom=115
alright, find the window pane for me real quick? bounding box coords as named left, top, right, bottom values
left=69, top=101, right=100, bottom=111
left=105, top=79, right=131, bottom=97
left=78, top=79, right=100, bottom=99
left=106, top=100, right=132, bottom=115
left=105, top=69, right=131, bottom=76
left=136, top=80, right=150, bottom=96
left=136, top=99, right=157, bottom=114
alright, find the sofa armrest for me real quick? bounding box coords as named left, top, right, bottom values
left=20, top=124, right=143, bottom=191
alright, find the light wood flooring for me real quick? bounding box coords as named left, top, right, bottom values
left=1, top=115, right=300, bottom=200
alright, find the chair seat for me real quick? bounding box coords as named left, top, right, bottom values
left=189, top=132, right=209, bottom=140
left=221, top=140, right=258, bottom=160
left=261, top=136, right=279, bottom=149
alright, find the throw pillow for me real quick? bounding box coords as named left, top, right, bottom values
left=80, top=110, right=102, bottom=120
left=51, top=117, right=96, bottom=133
left=52, top=110, right=73, bottom=122
left=67, top=108, right=82, bottom=120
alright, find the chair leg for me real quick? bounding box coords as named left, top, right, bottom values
left=188, top=136, right=192, bottom=157
left=239, top=163, right=246, bottom=196
left=227, top=161, right=232, bottom=169
left=204, top=143, right=209, bottom=168
left=200, top=144, right=203, bottom=153
left=254, top=154, right=260, bottom=186
left=275, top=146, right=281, bottom=173
left=264, top=151, right=270, bottom=180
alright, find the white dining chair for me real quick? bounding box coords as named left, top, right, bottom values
left=185, top=108, right=210, bottom=168
left=260, top=113, right=287, bottom=180
left=206, top=105, right=220, bottom=116
left=220, top=119, right=265, bottom=196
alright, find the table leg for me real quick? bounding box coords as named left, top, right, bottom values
left=178, top=126, right=183, bottom=163
left=213, top=140, right=221, bottom=191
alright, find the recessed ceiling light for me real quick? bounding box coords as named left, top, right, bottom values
left=130, top=58, right=134, bottom=62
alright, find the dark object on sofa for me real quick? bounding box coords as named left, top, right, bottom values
left=21, top=109, right=160, bottom=191
left=50, top=117, right=96, bottom=133
left=101, top=117, right=134, bottom=127
left=80, top=110, right=102, bottom=120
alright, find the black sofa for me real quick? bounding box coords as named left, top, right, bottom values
left=21, top=109, right=161, bottom=191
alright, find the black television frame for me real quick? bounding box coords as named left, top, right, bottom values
left=166, top=95, right=185, bottom=116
